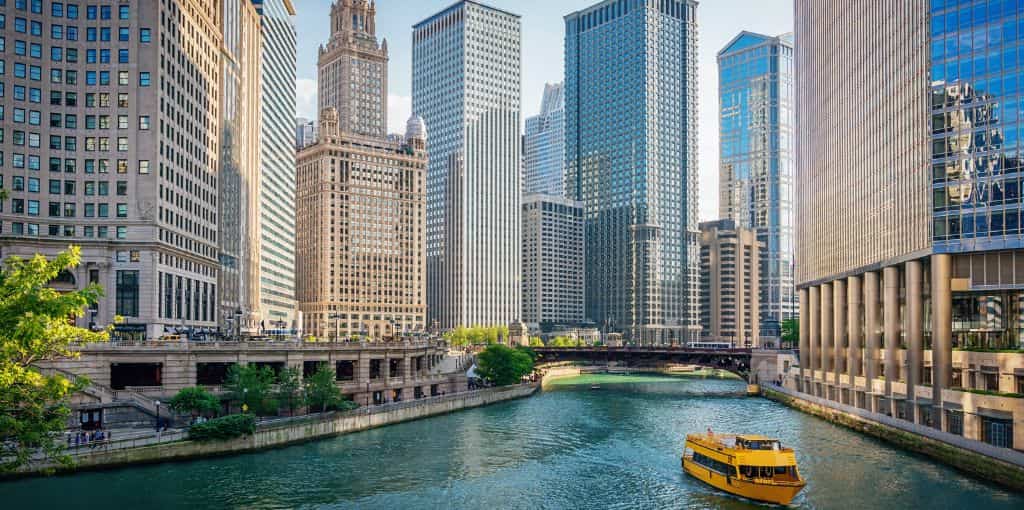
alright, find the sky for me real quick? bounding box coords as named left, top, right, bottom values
left=294, top=0, right=793, bottom=220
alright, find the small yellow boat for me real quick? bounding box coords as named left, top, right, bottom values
left=682, top=433, right=806, bottom=505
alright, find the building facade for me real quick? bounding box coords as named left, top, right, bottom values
left=0, top=0, right=225, bottom=341
left=253, top=0, right=298, bottom=333
left=795, top=0, right=1023, bottom=450
left=413, top=0, right=522, bottom=330
left=521, top=193, right=585, bottom=329
left=217, top=0, right=265, bottom=337
left=523, top=82, right=565, bottom=196
left=717, top=31, right=796, bottom=331
left=295, top=117, right=316, bottom=149
left=565, top=0, right=700, bottom=344
left=698, top=219, right=761, bottom=347
left=317, top=0, right=387, bottom=139
left=295, top=110, right=427, bottom=340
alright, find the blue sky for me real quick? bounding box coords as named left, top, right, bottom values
left=294, top=0, right=792, bottom=220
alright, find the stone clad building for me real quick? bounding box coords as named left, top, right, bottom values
left=699, top=219, right=762, bottom=348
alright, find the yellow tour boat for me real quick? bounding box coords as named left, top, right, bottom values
left=682, top=432, right=806, bottom=505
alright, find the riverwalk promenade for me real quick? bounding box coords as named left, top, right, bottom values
left=15, top=383, right=538, bottom=477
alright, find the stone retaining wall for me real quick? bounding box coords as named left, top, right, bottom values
left=762, top=385, right=1024, bottom=491
left=19, top=383, right=538, bottom=477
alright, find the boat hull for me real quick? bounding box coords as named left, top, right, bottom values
left=682, top=456, right=804, bottom=505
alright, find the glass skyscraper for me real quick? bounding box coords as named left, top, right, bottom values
left=413, top=1, right=522, bottom=329
left=717, top=31, right=796, bottom=333
left=252, top=0, right=298, bottom=332
left=565, top=0, right=700, bottom=344
left=524, top=83, right=566, bottom=196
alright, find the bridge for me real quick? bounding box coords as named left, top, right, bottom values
left=532, top=346, right=754, bottom=380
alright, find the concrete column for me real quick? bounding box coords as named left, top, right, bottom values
left=864, top=271, right=880, bottom=389
left=931, top=254, right=953, bottom=401
left=809, top=286, right=820, bottom=375
left=798, top=287, right=809, bottom=387
left=906, top=260, right=924, bottom=401
left=833, top=279, right=846, bottom=388
left=847, top=275, right=862, bottom=381
left=821, top=282, right=833, bottom=380
left=883, top=266, right=900, bottom=397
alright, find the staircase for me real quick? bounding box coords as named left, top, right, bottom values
left=38, top=366, right=161, bottom=416
left=432, top=351, right=474, bottom=376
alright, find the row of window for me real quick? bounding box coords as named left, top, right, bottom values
left=8, top=199, right=128, bottom=218
left=3, top=112, right=149, bottom=129
left=3, top=177, right=126, bottom=195
left=2, top=40, right=130, bottom=64
left=3, top=221, right=127, bottom=239
left=5, top=19, right=151, bottom=43
left=0, top=62, right=151, bottom=85
left=9, top=1, right=131, bottom=21
left=0, top=154, right=150, bottom=174
left=1, top=88, right=133, bottom=108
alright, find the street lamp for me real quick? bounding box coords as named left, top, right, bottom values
left=234, top=308, right=243, bottom=340
left=154, top=400, right=161, bottom=431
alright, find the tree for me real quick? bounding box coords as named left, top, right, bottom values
left=224, top=364, right=278, bottom=416
left=275, top=367, right=303, bottom=416
left=781, top=318, right=799, bottom=347
left=169, top=386, right=220, bottom=419
left=0, top=246, right=109, bottom=473
left=304, top=364, right=353, bottom=413
left=475, top=345, right=534, bottom=386
left=528, top=336, right=544, bottom=347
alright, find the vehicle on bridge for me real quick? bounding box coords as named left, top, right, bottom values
left=682, top=432, right=806, bottom=505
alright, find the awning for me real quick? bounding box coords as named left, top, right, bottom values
left=976, top=407, right=1013, bottom=420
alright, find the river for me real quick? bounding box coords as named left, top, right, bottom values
left=2, top=374, right=1022, bottom=509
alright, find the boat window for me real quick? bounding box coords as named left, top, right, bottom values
left=692, top=452, right=737, bottom=477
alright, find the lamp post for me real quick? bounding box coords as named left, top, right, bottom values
left=234, top=308, right=243, bottom=340
left=154, top=400, right=161, bottom=431
left=366, top=382, right=371, bottom=407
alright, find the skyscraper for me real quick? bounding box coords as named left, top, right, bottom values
left=413, top=1, right=522, bottom=330
left=524, top=83, right=566, bottom=196
left=317, top=0, right=387, bottom=138
left=521, top=193, right=585, bottom=329
left=218, top=0, right=265, bottom=336
left=0, top=1, right=227, bottom=340
left=296, top=1, right=427, bottom=341
left=718, top=31, right=796, bottom=333
left=699, top=219, right=762, bottom=348
left=565, top=0, right=700, bottom=344
left=295, top=118, right=317, bottom=149
left=252, top=0, right=298, bottom=332
left=796, top=0, right=1022, bottom=450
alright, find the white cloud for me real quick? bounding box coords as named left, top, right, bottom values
left=296, top=78, right=317, bottom=121
left=388, top=94, right=412, bottom=135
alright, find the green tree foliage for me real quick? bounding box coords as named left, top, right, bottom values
left=515, top=346, right=538, bottom=362
left=276, top=367, right=303, bottom=416
left=475, top=345, right=534, bottom=386
left=548, top=336, right=581, bottom=348
left=304, top=364, right=355, bottom=413
left=188, top=414, right=256, bottom=441
left=444, top=324, right=508, bottom=346
left=224, top=364, right=278, bottom=416
left=169, top=386, right=220, bottom=417
left=528, top=336, right=544, bottom=347
left=781, top=318, right=799, bottom=345
left=0, top=246, right=109, bottom=473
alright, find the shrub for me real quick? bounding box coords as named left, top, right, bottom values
left=188, top=414, right=256, bottom=441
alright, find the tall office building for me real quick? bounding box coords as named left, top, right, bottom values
left=296, top=1, right=427, bottom=341
left=413, top=1, right=522, bottom=330
left=521, top=193, right=585, bottom=329
left=698, top=219, right=762, bottom=348
left=565, top=0, right=700, bottom=344
left=295, top=110, right=427, bottom=340
left=524, top=83, right=566, bottom=196
left=717, top=31, right=796, bottom=332
left=317, top=0, right=387, bottom=138
left=218, top=0, right=264, bottom=336
left=796, top=0, right=1022, bottom=450
left=0, top=1, right=225, bottom=340
left=295, top=117, right=317, bottom=149
left=252, top=0, right=298, bottom=332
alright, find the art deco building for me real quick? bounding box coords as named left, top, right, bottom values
left=521, top=193, right=584, bottom=329
left=796, top=0, right=1023, bottom=450
left=253, top=0, right=298, bottom=332
left=295, top=110, right=427, bottom=340
left=524, top=83, right=565, bottom=196
left=565, top=0, right=700, bottom=344
left=0, top=0, right=227, bottom=341
left=317, top=0, right=387, bottom=139
left=413, top=1, right=522, bottom=329
left=717, top=31, right=796, bottom=331
left=699, top=219, right=762, bottom=348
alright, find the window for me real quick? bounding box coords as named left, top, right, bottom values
left=139, top=116, right=150, bottom=130
left=116, top=270, right=139, bottom=317
left=49, top=179, right=60, bottom=194
left=116, top=181, right=126, bottom=196
left=116, top=203, right=127, bottom=218
left=118, top=49, right=128, bottom=63
left=117, top=115, right=127, bottom=129
left=118, top=5, right=129, bottom=20
left=138, top=72, right=150, bottom=87
left=140, top=28, right=151, bottom=43
left=116, top=226, right=126, bottom=239
left=138, top=160, right=150, bottom=174
left=118, top=27, right=129, bottom=42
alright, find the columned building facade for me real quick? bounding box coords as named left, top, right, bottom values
left=565, top=0, right=700, bottom=344
left=413, top=1, right=522, bottom=330
left=795, top=0, right=1023, bottom=450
